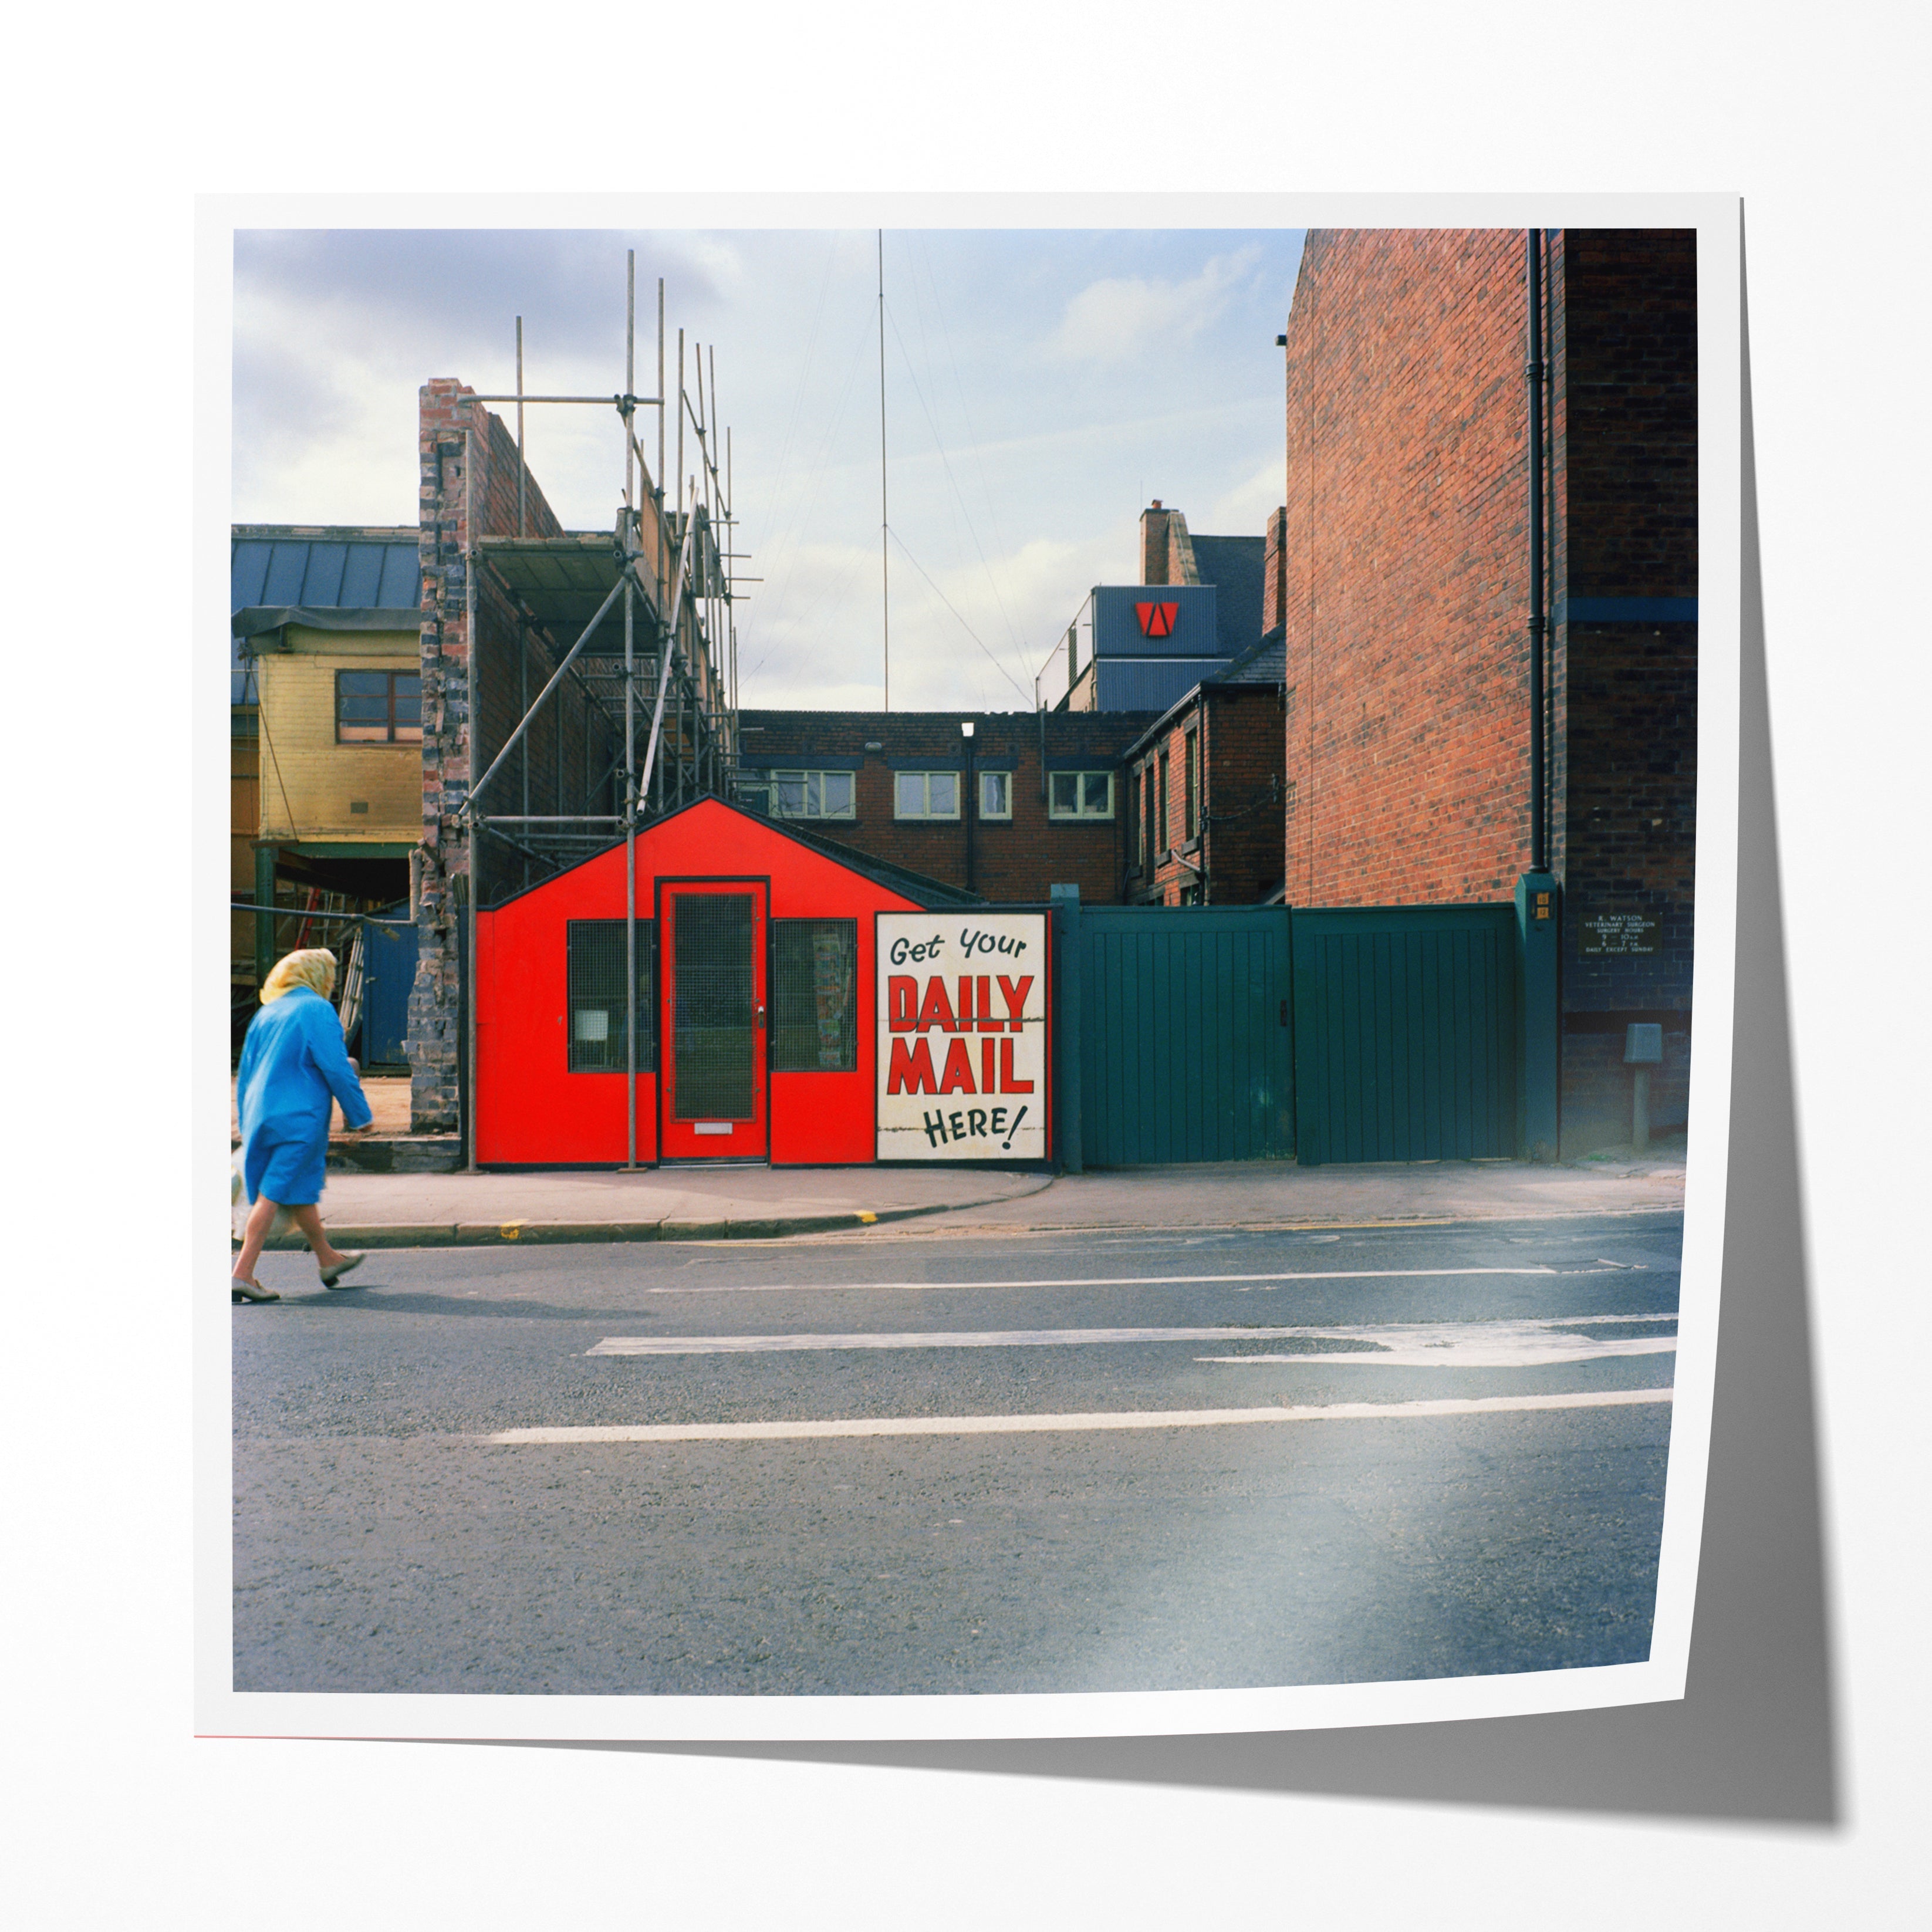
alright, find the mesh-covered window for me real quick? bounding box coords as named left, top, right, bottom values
left=671, top=893, right=755, bottom=1119
left=772, top=920, right=857, bottom=1072
left=566, top=920, right=655, bottom=1072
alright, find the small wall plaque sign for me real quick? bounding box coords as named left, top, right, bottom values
left=1579, top=911, right=1661, bottom=957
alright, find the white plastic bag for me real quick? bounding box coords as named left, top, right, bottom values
left=231, top=1151, right=297, bottom=1244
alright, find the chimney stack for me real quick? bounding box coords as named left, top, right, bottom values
left=1263, top=505, right=1288, bottom=632
left=1139, top=501, right=1171, bottom=585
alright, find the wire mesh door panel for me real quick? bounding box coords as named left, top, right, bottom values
left=661, top=885, right=766, bottom=1157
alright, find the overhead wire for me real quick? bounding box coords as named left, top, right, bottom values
left=914, top=236, right=1027, bottom=660
left=742, top=305, right=880, bottom=684
left=884, top=298, right=1034, bottom=701
left=888, top=526, right=1032, bottom=707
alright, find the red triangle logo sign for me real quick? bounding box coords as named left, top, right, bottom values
left=1135, top=601, right=1179, bottom=639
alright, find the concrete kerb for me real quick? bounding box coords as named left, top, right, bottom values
left=253, top=1189, right=1051, bottom=1252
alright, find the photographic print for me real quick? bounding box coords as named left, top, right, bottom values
left=204, top=197, right=1737, bottom=1740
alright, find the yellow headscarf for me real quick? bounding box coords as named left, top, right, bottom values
left=260, top=947, right=339, bottom=1004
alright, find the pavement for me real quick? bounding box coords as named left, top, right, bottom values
left=253, top=1137, right=1688, bottom=1250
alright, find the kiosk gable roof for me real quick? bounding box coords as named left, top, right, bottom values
left=485, top=795, right=984, bottom=913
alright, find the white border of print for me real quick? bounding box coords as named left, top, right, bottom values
left=197, top=189, right=1738, bottom=1744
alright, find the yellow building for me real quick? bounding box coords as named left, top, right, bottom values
left=232, top=526, right=423, bottom=1002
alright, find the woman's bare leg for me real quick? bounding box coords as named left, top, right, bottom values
left=234, top=1194, right=280, bottom=1284
left=288, top=1203, right=349, bottom=1274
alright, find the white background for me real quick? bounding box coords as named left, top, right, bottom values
left=9, top=4, right=1926, bottom=1926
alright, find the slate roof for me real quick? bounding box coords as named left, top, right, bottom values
left=1188, top=533, right=1266, bottom=657
left=1221, top=623, right=1287, bottom=685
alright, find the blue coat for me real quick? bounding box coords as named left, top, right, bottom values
left=237, top=987, right=373, bottom=1207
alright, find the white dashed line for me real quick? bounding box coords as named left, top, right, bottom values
left=587, top=1313, right=1678, bottom=1362
left=637, top=1265, right=1637, bottom=1295
left=489, top=1386, right=1675, bottom=1444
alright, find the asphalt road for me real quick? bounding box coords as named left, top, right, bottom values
left=231, top=1211, right=1683, bottom=1697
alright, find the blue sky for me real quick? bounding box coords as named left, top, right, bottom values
left=234, top=226, right=1305, bottom=712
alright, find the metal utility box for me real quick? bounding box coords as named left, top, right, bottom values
left=1624, top=1022, right=1664, bottom=1065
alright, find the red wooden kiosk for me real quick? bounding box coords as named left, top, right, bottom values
left=472, top=796, right=990, bottom=1166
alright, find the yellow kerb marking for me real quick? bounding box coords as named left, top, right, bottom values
left=501, top=1224, right=523, bottom=1240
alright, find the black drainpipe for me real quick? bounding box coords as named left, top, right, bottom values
left=964, top=751, right=975, bottom=895
left=1525, top=229, right=1548, bottom=872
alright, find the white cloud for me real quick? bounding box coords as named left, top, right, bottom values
left=1050, top=246, right=1264, bottom=366
left=229, top=228, right=1303, bottom=706
left=1204, top=455, right=1288, bottom=538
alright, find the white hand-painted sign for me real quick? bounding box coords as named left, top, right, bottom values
left=875, top=912, right=1048, bottom=1161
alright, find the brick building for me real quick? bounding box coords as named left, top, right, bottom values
left=1122, top=628, right=1288, bottom=906
left=735, top=708, right=1159, bottom=904
left=1278, top=228, right=1697, bottom=1152
left=1115, top=501, right=1291, bottom=906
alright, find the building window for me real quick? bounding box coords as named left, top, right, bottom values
left=336, top=670, right=422, bottom=744
left=1129, top=769, right=1143, bottom=867
left=566, top=920, right=654, bottom=1072
left=772, top=919, right=857, bottom=1072
left=770, top=769, right=855, bottom=819
left=1184, top=731, right=1200, bottom=840
left=978, top=770, right=1011, bottom=820
left=1156, top=752, right=1170, bottom=852
left=895, top=771, right=960, bottom=819
left=1048, top=771, right=1113, bottom=820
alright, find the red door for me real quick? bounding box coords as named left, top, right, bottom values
left=658, top=881, right=768, bottom=1159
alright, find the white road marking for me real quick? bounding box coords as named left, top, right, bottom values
left=587, top=1314, right=1678, bottom=1362
left=636, top=1265, right=1641, bottom=1296
left=1197, top=1316, right=1679, bottom=1369
left=488, top=1386, right=1674, bottom=1445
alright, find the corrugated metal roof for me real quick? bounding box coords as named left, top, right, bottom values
left=1094, top=658, right=1231, bottom=712
left=475, top=533, right=643, bottom=658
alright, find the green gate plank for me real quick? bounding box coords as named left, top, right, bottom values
left=1077, top=908, right=1295, bottom=1167
left=1290, top=905, right=1520, bottom=1166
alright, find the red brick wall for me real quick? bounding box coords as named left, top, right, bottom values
left=738, top=710, right=1158, bottom=904
left=1140, top=504, right=1171, bottom=585
left=1262, top=506, right=1288, bottom=633
left=1277, top=229, right=1698, bottom=1153
left=1204, top=686, right=1286, bottom=903
left=1281, top=229, right=1535, bottom=908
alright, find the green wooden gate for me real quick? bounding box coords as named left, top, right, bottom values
left=1075, top=906, right=1295, bottom=1166
left=1289, top=906, right=1519, bottom=1166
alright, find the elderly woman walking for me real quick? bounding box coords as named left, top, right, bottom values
left=232, top=947, right=374, bottom=1304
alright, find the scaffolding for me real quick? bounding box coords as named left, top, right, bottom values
left=440, top=252, right=752, bottom=1168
